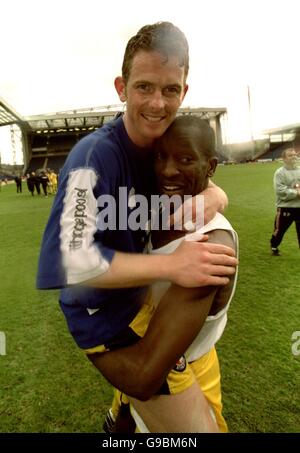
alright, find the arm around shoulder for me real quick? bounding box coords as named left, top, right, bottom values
left=206, top=180, right=228, bottom=210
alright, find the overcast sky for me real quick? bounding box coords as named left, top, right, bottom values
left=1, top=0, right=300, bottom=163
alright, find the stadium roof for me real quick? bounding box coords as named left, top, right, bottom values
left=24, top=106, right=227, bottom=134
left=0, top=97, right=24, bottom=127
left=263, top=122, right=300, bottom=136
left=0, top=97, right=227, bottom=134
left=23, top=105, right=124, bottom=133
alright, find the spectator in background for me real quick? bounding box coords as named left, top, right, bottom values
left=51, top=170, right=58, bottom=194
left=32, top=172, right=41, bottom=195
left=26, top=173, right=35, bottom=196
left=47, top=169, right=58, bottom=194
left=40, top=171, right=49, bottom=197
left=14, top=175, right=22, bottom=193
left=270, top=147, right=300, bottom=255
left=46, top=169, right=53, bottom=194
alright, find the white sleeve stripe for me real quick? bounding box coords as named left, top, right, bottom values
left=59, top=168, right=110, bottom=284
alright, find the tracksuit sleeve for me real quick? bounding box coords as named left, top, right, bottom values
left=59, top=167, right=114, bottom=285
left=274, top=170, right=298, bottom=201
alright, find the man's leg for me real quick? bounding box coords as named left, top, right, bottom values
left=103, top=389, right=136, bottom=433
left=129, top=348, right=223, bottom=433
left=130, top=380, right=218, bottom=433
left=294, top=208, right=300, bottom=248
left=88, top=301, right=218, bottom=432
left=107, top=348, right=226, bottom=433
left=88, top=284, right=224, bottom=432
left=271, top=208, right=294, bottom=251
left=190, top=347, right=228, bottom=432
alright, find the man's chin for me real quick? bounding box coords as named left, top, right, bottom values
left=160, top=190, right=184, bottom=198
left=143, top=119, right=170, bottom=135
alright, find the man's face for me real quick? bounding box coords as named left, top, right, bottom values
left=294, top=144, right=300, bottom=157
left=154, top=137, right=215, bottom=199
left=117, top=50, right=188, bottom=147
left=283, top=149, right=298, bottom=167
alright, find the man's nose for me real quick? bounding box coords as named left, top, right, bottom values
left=149, top=89, right=165, bottom=110
left=162, top=159, right=180, bottom=177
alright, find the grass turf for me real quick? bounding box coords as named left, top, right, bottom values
left=0, top=162, right=299, bottom=432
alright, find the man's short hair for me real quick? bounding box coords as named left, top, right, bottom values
left=155, top=115, right=216, bottom=160
left=122, top=21, right=189, bottom=83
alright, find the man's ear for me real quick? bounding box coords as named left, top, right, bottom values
left=207, top=158, right=218, bottom=177
left=114, top=76, right=127, bottom=102
left=182, top=83, right=189, bottom=101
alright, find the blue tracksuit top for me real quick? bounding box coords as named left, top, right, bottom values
left=36, top=116, right=154, bottom=348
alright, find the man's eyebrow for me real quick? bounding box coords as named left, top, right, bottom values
left=165, top=83, right=182, bottom=90
left=133, top=80, right=152, bottom=85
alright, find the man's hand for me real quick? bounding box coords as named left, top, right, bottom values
left=168, top=238, right=237, bottom=288
left=168, top=182, right=228, bottom=231
left=202, top=181, right=228, bottom=223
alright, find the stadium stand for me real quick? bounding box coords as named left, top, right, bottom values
left=1, top=96, right=255, bottom=168
left=26, top=157, right=47, bottom=174
left=2, top=96, right=300, bottom=170
left=258, top=143, right=289, bottom=161
left=259, top=123, right=300, bottom=160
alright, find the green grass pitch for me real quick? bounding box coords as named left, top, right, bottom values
left=0, top=161, right=299, bottom=432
